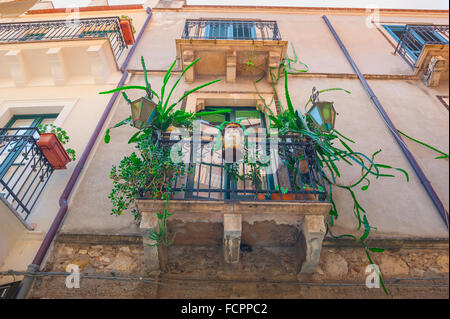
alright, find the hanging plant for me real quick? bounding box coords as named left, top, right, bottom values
left=247, top=43, right=413, bottom=295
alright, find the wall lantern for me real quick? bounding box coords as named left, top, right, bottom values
left=307, top=87, right=336, bottom=132
left=130, top=93, right=157, bottom=129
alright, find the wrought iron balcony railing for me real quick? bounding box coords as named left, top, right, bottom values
left=0, top=127, right=54, bottom=220
left=155, top=133, right=327, bottom=202
left=181, top=19, right=282, bottom=41
left=394, top=24, right=449, bottom=68
left=0, top=17, right=127, bottom=60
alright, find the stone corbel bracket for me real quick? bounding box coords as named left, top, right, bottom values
left=137, top=200, right=330, bottom=274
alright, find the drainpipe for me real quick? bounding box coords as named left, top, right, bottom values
left=322, top=15, right=449, bottom=229
left=15, top=7, right=153, bottom=299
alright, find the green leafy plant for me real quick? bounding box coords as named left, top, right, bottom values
left=38, top=123, right=76, bottom=161
left=274, top=185, right=289, bottom=194
left=148, top=197, right=175, bottom=247
left=102, top=56, right=228, bottom=257
left=397, top=129, right=449, bottom=159
left=109, top=138, right=186, bottom=221
left=100, top=56, right=228, bottom=144
left=247, top=45, right=412, bottom=294
left=244, top=149, right=269, bottom=198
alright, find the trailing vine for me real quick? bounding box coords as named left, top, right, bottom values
left=247, top=44, right=414, bottom=295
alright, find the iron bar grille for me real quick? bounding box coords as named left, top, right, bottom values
left=181, top=19, right=281, bottom=41
left=0, top=127, right=54, bottom=220
left=155, top=133, right=328, bottom=202
left=0, top=17, right=127, bottom=60
left=394, top=24, right=449, bottom=68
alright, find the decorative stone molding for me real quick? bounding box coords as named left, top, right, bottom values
left=297, top=215, right=326, bottom=274
left=137, top=200, right=330, bottom=271
left=185, top=91, right=278, bottom=116
left=4, top=49, right=30, bottom=87
left=46, top=47, right=68, bottom=86
left=226, top=51, right=237, bottom=83
left=176, top=39, right=288, bottom=83
left=0, top=39, right=119, bottom=87
left=182, top=49, right=195, bottom=83
left=223, top=213, right=241, bottom=263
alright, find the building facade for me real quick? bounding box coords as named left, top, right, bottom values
left=0, top=0, right=448, bottom=298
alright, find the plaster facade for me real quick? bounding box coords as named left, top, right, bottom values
left=0, top=0, right=448, bottom=286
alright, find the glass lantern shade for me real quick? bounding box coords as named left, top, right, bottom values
left=307, top=101, right=336, bottom=132
left=130, top=96, right=157, bottom=129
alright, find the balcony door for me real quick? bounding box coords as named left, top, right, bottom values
left=204, top=21, right=256, bottom=40
left=186, top=107, right=269, bottom=200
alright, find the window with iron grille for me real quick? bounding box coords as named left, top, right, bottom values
left=0, top=114, right=57, bottom=220
left=383, top=24, right=449, bottom=66
left=204, top=21, right=256, bottom=40
left=182, top=19, right=281, bottom=41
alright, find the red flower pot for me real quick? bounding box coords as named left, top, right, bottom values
left=295, top=188, right=319, bottom=201
left=256, top=193, right=266, bottom=200
left=36, top=133, right=71, bottom=169
left=270, top=193, right=296, bottom=200
left=120, top=19, right=135, bottom=45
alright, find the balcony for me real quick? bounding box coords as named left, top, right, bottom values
left=0, top=17, right=125, bottom=86
left=0, top=127, right=53, bottom=221
left=0, top=17, right=126, bottom=59
left=137, top=133, right=330, bottom=272
left=393, top=24, right=449, bottom=68
left=182, top=19, right=281, bottom=41
left=176, top=19, right=288, bottom=83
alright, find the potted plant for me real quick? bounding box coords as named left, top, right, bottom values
left=270, top=185, right=296, bottom=200
left=295, top=184, right=319, bottom=201
left=119, top=15, right=135, bottom=45
left=36, top=124, right=76, bottom=169
left=101, top=56, right=230, bottom=271
left=244, top=148, right=269, bottom=200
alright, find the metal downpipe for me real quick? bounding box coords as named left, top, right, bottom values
left=15, top=7, right=153, bottom=299
left=322, top=15, right=448, bottom=228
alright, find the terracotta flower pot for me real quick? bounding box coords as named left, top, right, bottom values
left=120, top=19, right=135, bottom=45
left=36, top=133, right=71, bottom=169
left=270, top=193, right=296, bottom=200
left=295, top=188, right=318, bottom=201
left=256, top=193, right=266, bottom=200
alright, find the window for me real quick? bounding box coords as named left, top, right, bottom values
left=204, top=21, right=256, bottom=40
left=383, top=24, right=449, bottom=63
left=0, top=114, right=57, bottom=179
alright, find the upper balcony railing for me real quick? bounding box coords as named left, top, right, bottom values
left=154, top=133, right=327, bottom=202
left=181, top=19, right=282, bottom=41
left=394, top=24, right=449, bottom=68
left=0, top=127, right=54, bottom=220
left=0, top=17, right=127, bottom=60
